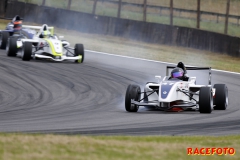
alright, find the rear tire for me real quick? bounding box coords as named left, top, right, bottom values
left=22, top=42, right=32, bottom=61
left=74, top=44, right=84, bottom=63
left=125, top=84, right=141, bottom=112
left=199, top=87, right=213, bottom=113
left=6, top=37, right=18, bottom=57
left=0, top=32, right=9, bottom=49
left=213, top=84, right=228, bottom=110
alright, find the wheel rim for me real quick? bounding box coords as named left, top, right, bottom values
left=225, top=87, right=228, bottom=107
left=6, top=43, right=9, bottom=53
left=77, top=55, right=83, bottom=63
left=22, top=45, right=24, bottom=58
left=210, top=92, right=213, bottom=110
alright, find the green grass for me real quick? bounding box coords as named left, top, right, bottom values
left=0, top=133, right=239, bottom=160
left=71, top=0, right=95, bottom=14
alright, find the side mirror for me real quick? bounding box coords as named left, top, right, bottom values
left=59, top=36, right=64, bottom=39
left=155, top=76, right=162, bottom=83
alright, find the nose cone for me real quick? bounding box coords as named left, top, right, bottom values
left=161, top=82, right=174, bottom=99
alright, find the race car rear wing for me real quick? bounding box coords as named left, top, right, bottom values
left=22, top=25, right=54, bottom=35
left=166, top=66, right=212, bottom=85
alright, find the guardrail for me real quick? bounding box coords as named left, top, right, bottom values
left=0, top=0, right=6, bottom=18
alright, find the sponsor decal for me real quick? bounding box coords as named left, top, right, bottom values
left=16, top=41, right=22, bottom=48
left=161, top=81, right=177, bottom=99
left=187, top=147, right=235, bottom=156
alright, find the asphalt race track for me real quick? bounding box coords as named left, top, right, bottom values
left=0, top=49, right=240, bottom=136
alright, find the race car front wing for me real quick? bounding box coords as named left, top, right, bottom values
left=34, top=54, right=82, bottom=61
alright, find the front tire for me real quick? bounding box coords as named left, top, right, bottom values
left=6, top=37, right=18, bottom=57
left=0, top=32, right=9, bottom=49
left=125, top=84, right=141, bottom=112
left=199, top=87, right=213, bottom=113
left=22, top=42, right=32, bottom=61
left=74, top=44, right=84, bottom=63
left=213, top=84, right=228, bottom=110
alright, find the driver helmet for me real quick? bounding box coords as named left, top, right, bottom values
left=41, top=30, right=51, bottom=38
left=171, top=67, right=184, bottom=79
left=13, top=21, right=22, bottom=31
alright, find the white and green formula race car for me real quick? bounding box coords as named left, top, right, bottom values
left=6, top=24, right=84, bottom=63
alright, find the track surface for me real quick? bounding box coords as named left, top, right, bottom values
left=0, top=49, right=239, bottom=136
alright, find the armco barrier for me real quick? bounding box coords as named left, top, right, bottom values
left=0, top=0, right=6, bottom=17
left=5, top=1, right=240, bottom=57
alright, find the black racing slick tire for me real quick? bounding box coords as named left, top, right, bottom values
left=22, top=42, right=32, bottom=61
left=6, top=37, right=18, bottom=57
left=0, top=32, right=9, bottom=49
left=74, top=44, right=84, bottom=63
left=199, top=87, right=213, bottom=113
left=213, top=84, right=228, bottom=110
left=125, top=84, right=141, bottom=112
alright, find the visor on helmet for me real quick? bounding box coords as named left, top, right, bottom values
left=172, top=71, right=183, bottom=78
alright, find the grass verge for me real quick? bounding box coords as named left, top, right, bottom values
left=0, top=133, right=239, bottom=160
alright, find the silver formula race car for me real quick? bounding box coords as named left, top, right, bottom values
left=125, top=63, right=228, bottom=113
left=7, top=24, right=84, bottom=63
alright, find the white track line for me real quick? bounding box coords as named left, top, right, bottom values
left=86, top=50, right=240, bottom=75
